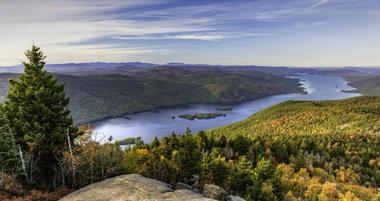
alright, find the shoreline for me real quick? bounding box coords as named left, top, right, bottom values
left=82, top=77, right=305, bottom=126
left=91, top=74, right=361, bottom=144
left=86, top=74, right=360, bottom=126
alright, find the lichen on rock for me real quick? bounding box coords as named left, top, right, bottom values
left=59, top=174, right=216, bottom=201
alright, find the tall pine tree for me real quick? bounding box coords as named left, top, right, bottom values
left=0, top=117, right=21, bottom=176
left=2, top=45, right=77, bottom=186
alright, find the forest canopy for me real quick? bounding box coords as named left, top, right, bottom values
left=0, top=47, right=379, bottom=201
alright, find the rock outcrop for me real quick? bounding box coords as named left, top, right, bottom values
left=59, top=174, right=216, bottom=201
left=176, top=182, right=196, bottom=192
left=229, top=195, right=246, bottom=201
left=202, top=184, right=230, bottom=201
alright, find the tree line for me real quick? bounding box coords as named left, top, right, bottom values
left=0, top=46, right=379, bottom=201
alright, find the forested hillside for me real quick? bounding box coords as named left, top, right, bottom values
left=345, top=75, right=380, bottom=96
left=0, top=69, right=302, bottom=123
left=190, top=96, right=380, bottom=200
left=120, top=96, right=380, bottom=200
left=1, top=46, right=378, bottom=201
left=2, top=50, right=379, bottom=201
left=209, top=96, right=380, bottom=137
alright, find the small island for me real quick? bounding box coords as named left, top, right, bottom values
left=117, top=137, right=144, bottom=146
left=178, top=112, right=226, bottom=120
left=215, top=106, right=233, bottom=111
left=341, top=89, right=358, bottom=93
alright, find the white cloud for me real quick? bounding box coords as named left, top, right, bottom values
left=294, top=21, right=331, bottom=28
left=310, top=0, right=330, bottom=9
left=0, top=0, right=196, bottom=65
left=0, top=0, right=378, bottom=66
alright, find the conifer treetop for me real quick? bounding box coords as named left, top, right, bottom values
left=23, top=45, right=46, bottom=73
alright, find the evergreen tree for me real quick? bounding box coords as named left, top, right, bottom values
left=2, top=45, right=77, bottom=186
left=245, top=159, right=283, bottom=201
left=0, top=118, right=20, bottom=175
left=168, top=132, right=179, bottom=151
left=230, top=156, right=253, bottom=193
left=196, top=131, right=209, bottom=151
left=151, top=136, right=160, bottom=148
left=185, top=127, right=192, bottom=135
left=232, top=135, right=250, bottom=155
left=174, top=135, right=201, bottom=183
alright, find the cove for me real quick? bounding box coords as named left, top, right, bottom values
left=92, top=74, right=360, bottom=143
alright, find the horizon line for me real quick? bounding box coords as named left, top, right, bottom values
left=0, top=61, right=379, bottom=69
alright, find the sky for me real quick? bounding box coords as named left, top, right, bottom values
left=0, top=0, right=379, bottom=67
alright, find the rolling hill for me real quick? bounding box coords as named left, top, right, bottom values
left=205, top=96, right=380, bottom=200
left=345, top=75, right=380, bottom=96
left=209, top=96, right=380, bottom=138
left=0, top=68, right=302, bottom=123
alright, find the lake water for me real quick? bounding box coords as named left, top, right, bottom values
left=92, top=74, right=361, bottom=143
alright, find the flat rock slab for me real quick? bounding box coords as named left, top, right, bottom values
left=59, top=174, right=216, bottom=201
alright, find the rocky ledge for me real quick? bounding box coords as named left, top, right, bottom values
left=59, top=174, right=216, bottom=201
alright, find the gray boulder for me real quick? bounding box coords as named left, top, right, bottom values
left=176, top=182, right=196, bottom=192
left=229, top=195, right=246, bottom=201
left=202, top=184, right=230, bottom=201
left=59, top=174, right=216, bottom=201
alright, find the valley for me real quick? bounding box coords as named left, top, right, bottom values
left=1, top=1, right=380, bottom=200
left=0, top=66, right=363, bottom=144
left=344, top=75, right=380, bottom=96
left=0, top=67, right=303, bottom=123
left=93, top=74, right=360, bottom=143
left=0, top=61, right=378, bottom=201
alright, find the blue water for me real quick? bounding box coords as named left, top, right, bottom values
left=92, top=74, right=360, bottom=143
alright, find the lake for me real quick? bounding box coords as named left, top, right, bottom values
left=92, top=74, right=361, bottom=143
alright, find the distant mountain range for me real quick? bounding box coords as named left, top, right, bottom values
left=1, top=60, right=380, bottom=123
left=0, top=67, right=303, bottom=123
left=1, top=62, right=380, bottom=76
left=0, top=62, right=158, bottom=73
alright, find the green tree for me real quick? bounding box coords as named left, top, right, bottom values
left=200, top=150, right=229, bottom=188
left=0, top=120, right=20, bottom=175
left=151, top=136, right=160, bottom=148
left=232, top=135, right=250, bottom=155
left=185, top=127, right=192, bottom=135
left=167, top=133, right=179, bottom=152
left=218, top=135, right=227, bottom=147
left=2, top=45, right=77, bottom=186
left=196, top=131, right=209, bottom=151
left=229, top=156, right=253, bottom=193
left=245, top=159, right=283, bottom=201
left=173, top=135, right=201, bottom=183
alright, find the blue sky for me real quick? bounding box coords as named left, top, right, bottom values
left=0, top=0, right=379, bottom=67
